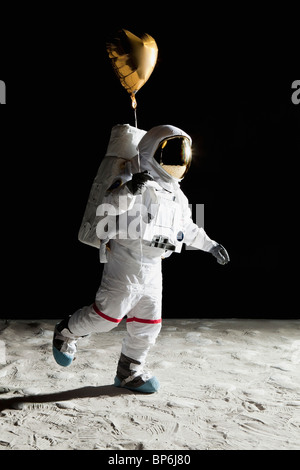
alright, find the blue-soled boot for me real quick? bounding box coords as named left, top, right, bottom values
left=113, top=353, right=160, bottom=393
left=52, top=318, right=79, bottom=367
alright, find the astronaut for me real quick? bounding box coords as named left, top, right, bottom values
left=52, top=124, right=229, bottom=393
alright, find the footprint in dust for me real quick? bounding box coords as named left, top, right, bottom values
left=242, top=400, right=266, bottom=412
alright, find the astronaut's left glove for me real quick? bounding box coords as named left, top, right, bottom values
left=126, top=171, right=154, bottom=195
left=209, top=244, right=230, bottom=265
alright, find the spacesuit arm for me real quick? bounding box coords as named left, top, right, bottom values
left=102, top=171, right=154, bottom=215
left=102, top=181, right=137, bottom=216
left=181, top=198, right=218, bottom=252
left=96, top=182, right=137, bottom=258
left=188, top=225, right=218, bottom=252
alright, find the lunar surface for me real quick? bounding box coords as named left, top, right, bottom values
left=0, top=318, right=299, bottom=450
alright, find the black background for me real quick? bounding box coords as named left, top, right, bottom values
left=1, top=7, right=299, bottom=320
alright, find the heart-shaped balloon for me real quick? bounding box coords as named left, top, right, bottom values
left=106, top=29, right=158, bottom=108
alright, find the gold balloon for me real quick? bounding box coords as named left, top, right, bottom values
left=106, top=29, right=158, bottom=108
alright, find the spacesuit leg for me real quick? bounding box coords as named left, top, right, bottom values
left=53, top=298, right=124, bottom=367
left=114, top=291, right=162, bottom=393
left=53, top=279, right=137, bottom=367
left=122, top=293, right=162, bottom=363
left=68, top=303, right=121, bottom=336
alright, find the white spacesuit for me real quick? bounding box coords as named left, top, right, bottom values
left=52, top=124, right=229, bottom=393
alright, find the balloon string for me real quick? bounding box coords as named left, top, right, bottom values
left=134, top=107, right=138, bottom=128
left=132, top=97, right=143, bottom=273
left=131, top=93, right=138, bottom=128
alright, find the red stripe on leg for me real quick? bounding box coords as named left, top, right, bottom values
left=126, top=317, right=162, bottom=324
left=92, top=303, right=122, bottom=323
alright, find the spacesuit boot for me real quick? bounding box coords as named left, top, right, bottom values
left=114, top=353, right=160, bottom=393
left=52, top=318, right=85, bottom=367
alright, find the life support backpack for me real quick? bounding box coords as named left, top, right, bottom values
left=78, top=124, right=147, bottom=249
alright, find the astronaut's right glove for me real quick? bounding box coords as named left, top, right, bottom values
left=126, top=171, right=154, bottom=195
left=209, top=244, right=230, bottom=265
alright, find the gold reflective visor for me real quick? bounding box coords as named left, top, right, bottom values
left=153, top=136, right=192, bottom=179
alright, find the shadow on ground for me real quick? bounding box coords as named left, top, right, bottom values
left=0, top=385, right=132, bottom=412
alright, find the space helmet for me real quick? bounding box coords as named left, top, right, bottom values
left=153, top=135, right=192, bottom=179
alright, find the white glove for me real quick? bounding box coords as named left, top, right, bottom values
left=209, top=244, right=230, bottom=265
